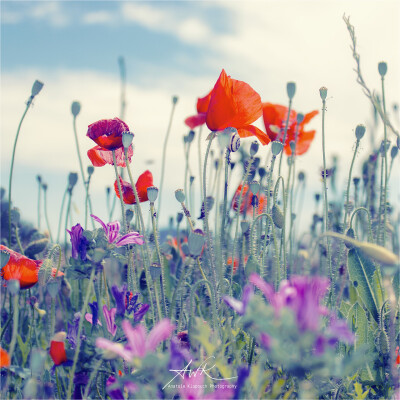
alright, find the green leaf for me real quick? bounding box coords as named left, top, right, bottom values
left=347, top=249, right=379, bottom=322
left=17, top=335, right=30, bottom=366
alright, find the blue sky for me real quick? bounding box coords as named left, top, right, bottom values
left=1, top=0, right=399, bottom=234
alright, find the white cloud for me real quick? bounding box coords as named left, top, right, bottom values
left=30, top=2, right=69, bottom=27
left=82, top=10, right=114, bottom=25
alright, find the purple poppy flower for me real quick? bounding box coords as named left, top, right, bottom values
left=111, top=284, right=127, bottom=316
left=67, top=223, right=88, bottom=260
left=91, top=214, right=144, bottom=246
left=96, top=318, right=174, bottom=362
left=106, top=375, right=124, bottom=400
left=102, top=305, right=117, bottom=337
left=223, top=284, right=253, bottom=315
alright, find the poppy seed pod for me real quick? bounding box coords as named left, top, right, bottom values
left=147, top=186, right=159, bottom=202
left=87, top=166, right=94, bottom=176
left=176, top=212, right=183, bottom=224
left=188, top=230, right=205, bottom=257
left=7, top=279, right=20, bottom=295
left=250, top=141, right=259, bottom=157
left=71, top=101, right=81, bottom=117
left=229, top=130, right=241, bottom=152
left=271, top=141, right=283, bottom=156
left=397, top=136, right=400, bottom=149
left=258, top=167, right=266, bottom=179
left=68, top=172, right=78, bottom=188
left=31, top=80, right=44, bottom=97
left=391, top=146, right=398, bottom=159
left=249, top=180, right=260, bottom=195
left=187, top=130, right=195, bottom=144
left=355, top=124, right=366, bottom=140
left=122, top=132, right=134, bottom=149
left=172, top=95, right=179, bottom=105
left=272, top=204, right=284, bottom=229
left=353, top=177, right=360, bottom=186
left=319, top=87, right=328, bottom=101
left=217, top=127, right=232, bottom=148
left=378, top=62, right=387, bottom=77
left=175, top=189, right=185, bottom=203
left=298, top=171, right=305, bottom=181
left=289, top=141, right=296, bottom=153
left=296, top=113, right=304, bottom=124
left=286, top=82, right=296, bottom=100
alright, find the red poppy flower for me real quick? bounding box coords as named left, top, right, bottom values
left=0, top=245, right=64, bottom=290
left=0, top=347, right=10, bottom=368
left=262, top=103, right=318, bottom=155
left=396, top=346, right=400, bottom=365
left=87, top=117, right=130, bottom=150
left=203, top=69, right=270, bottom=145
left=231, top=184, right=266, bottom=216
left=114, top=170, right=153, bottom=204
left=88, top=145, right=133, bottom=167
left=227, top=255, right=249, bottom=274
left=184, top=90, right=212, bottom=129
left=49, top=333, right=67, bottom=366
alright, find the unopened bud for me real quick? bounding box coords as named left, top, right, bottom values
left=271, top=141, right=283, bottom=156
left=319, top=86, right=328, bottom=101
left=250, top=141, right=259, bottom=157
left=71, top=101, right=81, bottom=117
left=31, top=80, right=44, bottom=97
left=172, top=96, right=179, bottom=105
left=286, top=82, right=296, bottom=100
left=378, top=62, right=387, bottom=77
left=355, top=124, right=366, bottom=140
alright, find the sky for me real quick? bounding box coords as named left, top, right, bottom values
left=1, top=0, right=399, bottom=237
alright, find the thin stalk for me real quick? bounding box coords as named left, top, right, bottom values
left=273, top=177, right=287, bottom=280
left=43, top=187, right=53, bottom=242
left=380, top=75, right=388, bottom=246
left=278, top=98, right=293, bottom=175
left=66, top=266, right=96, bottom=400
left=37, top=178, right=42, bottom=230
left=8, top=101, right=31, bottom=245
left=124, top=149, right=157, bottom=324
left=64, top=189, right=72, bottom=257
left=57, top=187, right=68, bottom=243
left=198, top=125, right=204, bottom=200
left=158, top=99, right=178, bottom=225
left=83, top=359, right=103, bottom=400
left=112, top=150, right=127, bottom=232
left=321, top=97, right=332, bottom=281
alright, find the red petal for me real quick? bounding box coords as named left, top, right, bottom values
left=262, top=103, right=296, bottom=142
left=88, top=146, right=133, bottom=167
left=135, top=170, right=153, bottom=202
left=237, top=126, right=271, bottom=145
left=206, top=69, right=262, bottom=131
left=114, top=177, right=136, bottom=205
left=197, top=90, right=212, bottom=113
left=0, top=347, right=10, bottom=368
left=300, top=110, right=319, bottom=126
left=184, top=113, right=206, bottom=129
left=50, top=341, right=67, bottom=365
left=88, top=146, right=107, bottom=167
left=87, top=118, right=129, bottom=150
left=285, top=130, right=316, bottom=156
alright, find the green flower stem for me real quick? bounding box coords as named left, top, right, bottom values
left=284, top=156, right=293, bottom=265
left=197, top=257, right=208, bottom=282
left=248, top=336, right=256, bottom=366
left=230, top=156, right=254, bottom=291
left=349, top=207, right=374, bottom=242
left=57, top=187, right=68, bottom=243
left=344, top=139, right=360, bottom=230
left=37, top=179, right=42, bottom=230
left=180, top=201, right=195, bottom=232
left=8, top=100, right=32, bottom=245
left=55, top=368, right=63, bottom=399
left=273, top=177, right=287, bottom=281
left=83, top=358, right=103, bottom=400
left=112, top=150, right=127, bottom=232
left=124, top=149, right=157, bottom=323
left=377, top=154, right=385, bottom=244
left=169, top=257, right=192, bottom=321
left=85, top=174, right=94, bottom=231
left=66, top=266, right=96, bottom=400
left=202, top=133, right=219, bottom=303
left=2, top=292, right=19, bottom=397
left=158, top=99, right=178, bottom=226
left=278, top=98, right=293, bottom=175
left=64, top=189, right=73, bottom=257
left=381, top=74, right=388, bottom=246
left=221, top=148, right=231, bottom=249
left=320, top=97, right=333, bottom=281
left=150, top=202, right=168, bottom=318
left=198, top=125, right=204, bottom=200
left=43, top=186, right=53, bottom=242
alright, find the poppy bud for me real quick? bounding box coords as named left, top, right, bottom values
left=42, top=183, right=48, bottom=191
left=49, top=332, right=67, bottom=365
left=150, top=263, right=161, bottom=280
left=187, top=130, right=195, bottom=143
left=31, top=80, right=44, bottom=97
left=190, top=176, right=195, bottom=184
left=68, top=172, right=78, bottom=188
left=172, top=96, right=179, bottom=105
left=176, top=212, right=183, bottom=224
left=188, top=230, right=205, bottom=257
left=345, top=227, right=355, bottom=249
left=271, top=141, right=283, bottom=156
left=390, top=146, right=398, bottom=159
left=87, top=166, right=94, bottom=176
left=250, top=141, right=259, bottom=157
left=7, top=279, right=20, bottom=295
left=319, top=87, right=328, bottom=101
left=296, top=113, right=304, bottom=124
left=122, top=131, right=134, bottom=149
left=251, top=194, right=259, bottom=208
left=298, top=171, right=305, bottom=181
left=353, top=177, right=360, bottom=186
left=380, top=140, right=390, bottom=156
left=258, top=167, right=266, bottom=179
left=289, top=141, right=296, bottom=154
left=378, top=62, right=387, bottom=77
left=355, top=124, right=366, bottom=140
left=147, top=186, right=159, bottom=202
left=175, top=189, right=185, bottom=203
left=286, top=82, right=296, bottom=99
left=249, top=180, right=260, bottom=195
left=397, top=136, right=400, bottom=149
left=272, top=204, right=284, bottom=229
left=36, top=175, right=42, bottom=184
left=71, top=101, right=81, bottom=117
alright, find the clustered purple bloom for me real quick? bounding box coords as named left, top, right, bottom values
left=67, top=313, right=86, bottom=349
left=111, top=284, right=149, bottom=322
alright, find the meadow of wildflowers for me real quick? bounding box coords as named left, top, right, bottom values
left=1, top=8, right=399, bottom=400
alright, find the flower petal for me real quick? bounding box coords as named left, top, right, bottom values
left=136, top=170, right=153, bottom=202
left=184, top=113, right=207, bottom=129
left=146, top=319, right=175, bottom=352
left=87, top=118, right=129, bottom=150
left=106, top=221, right=121, bottom=243
left=91, top=214, right=108, bottom=233
left=122, top=320, right=147, bottom=358
left=248, top=273, right=275, bottom=304
left=96, top=338, right=132, bottom=361
left=237, top=125, right=270, bottom=145
left=116, top=232, right=144, bottom=247
left=197, top=90, right=212, bottom=113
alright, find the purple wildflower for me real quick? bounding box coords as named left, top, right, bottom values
left=91, top=214, right=144, bottom=246
left=66, top=313, right=85, bottom=349
left=102, top=305, right=117, bottom=337
left=96, top=318, right=174, bottom=362
left=223, top=284, right=253, bottom=315
left=106, top=375, right=124, bottom=400
left=124, top=291, right=150, bottom=322
left=233, top=366, right=250, bottom=400
left=111, top=284, right=127, bottom=316
left=67, top=223, right=88, bottom=261
left=88, top=301, right=99, bottom=327
left=168, top=336, right=192, bottom=371
left=73, top=372, right=89, bottom=400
